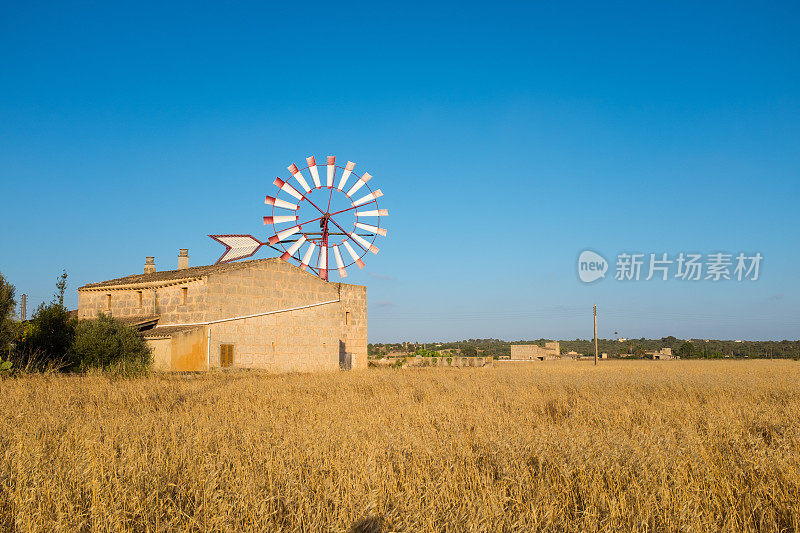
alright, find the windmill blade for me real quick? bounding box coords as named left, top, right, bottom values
left=265, top=196, right=299, bottom=210
left=287, top=164, right=312, bottom=193
left=268, top=225, right=301, bottom=245
left=306, top=156, right=321, bottom=188
left=355, top=222, right=387, bottom=236
left=355, top=209, right=388, bottom=217
left=263, top=215, right=299, bottom=225
left=350, top=232, right=379, bottom=254
left=345, top=172, right=372, bottom=198
left=274, top=177, right=304, bottom=200
left=209, top=235, right=264, bottom=264
left=342, top=240, right=365, bottom=268
left=326, top=156, right=335, bottom=188
left=351, top=189, right=383, bottom=207
left=317, top=245, right=327, bottom=278
left=300, top=242, right=317, bottom=271
left=337, top=161, right=356, bottom=191
left=281, top=235, right=307, bottom=262
left=333, top=245, right=347, bottom=277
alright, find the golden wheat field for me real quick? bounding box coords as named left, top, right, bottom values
left=1, top=360, right=799, bottom=532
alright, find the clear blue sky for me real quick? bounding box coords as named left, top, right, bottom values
left=1, top=1, right=798, bottom=342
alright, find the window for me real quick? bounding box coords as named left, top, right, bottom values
left=137, top=291, right=143, bottom=308
left=220, top=344, right=234, bottom=368
left=345, top=311, right=351, bottom=326
left=106, top=294, right=112, bottom=309
left=181, top=287, right=188, bottom=305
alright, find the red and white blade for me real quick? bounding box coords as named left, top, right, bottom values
left=355, top=222, right=387, bottom=236
left=355, top=209, right=388, bottom=217
left=287, top=164, right=312, bottom=193
left=306, top=156, right=321, bottom=189
left=281, top=235, right=307, bottom=261
left=300, top=242, right=317, bottom=271
left=342, top=240, right=365, bottom=268
left=333, top=245, right=347, bottom=277
left=350, top=232, right=379, bottom=254
left=274, top=177, right=303, bottom=200
left=265, top=196, right=299, bottom=210
left=268, top=225, right=301, bottom=245
left=337, top=161, right=355, bottom=191
left=345, top=172, right=372, bottom=198
left=326, top=156, right=335, bottom=188
left=209, top=234, right=264, bottom=264
left=351, top=189, right=383, bottom=207
left=263, top=215, right=299, bottom=225
left=317, top=245, right=327, bottom=278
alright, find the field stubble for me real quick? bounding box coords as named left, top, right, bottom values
left=1, top=360, right=799, bottom=531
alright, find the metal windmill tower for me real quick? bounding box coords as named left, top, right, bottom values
left=209, top=156, right=388, bottom=280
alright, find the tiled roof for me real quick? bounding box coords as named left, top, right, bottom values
left=78, top=258, right=284, bottom=289
left=141, top=325, right=203, bottom=338
left=116, top=315, right=160, bottom=327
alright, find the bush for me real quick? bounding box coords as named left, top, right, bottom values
left=71, top=314, right=152, bottom=375
left=17, top=303, right=76, bottom=371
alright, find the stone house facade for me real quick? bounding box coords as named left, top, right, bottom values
left=509, top=342, right=561, bottom=361
left=77, top=253, right=367, bottom=372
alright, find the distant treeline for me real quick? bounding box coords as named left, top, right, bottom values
left=369, top=337, right=800, bottom=359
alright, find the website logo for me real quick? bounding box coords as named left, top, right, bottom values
left=578, top=250, right=608, bottom=283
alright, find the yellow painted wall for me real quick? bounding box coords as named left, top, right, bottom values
left=170, top=327, right=208, bottom=371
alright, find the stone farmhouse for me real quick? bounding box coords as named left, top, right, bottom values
left=77, top=250, right=367, bottom=372
left=646, top=347, right=674, bottom=360
left=509, top=342, right=561, bottom=361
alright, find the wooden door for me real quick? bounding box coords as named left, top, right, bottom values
left=220, top=344, right=234, bottom=368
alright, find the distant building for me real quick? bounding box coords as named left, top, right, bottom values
left=510, top=342, right=560, bottom=361
left=646, top=347, right=674, bottom=360
left=77, top=251, right=367, bottom=373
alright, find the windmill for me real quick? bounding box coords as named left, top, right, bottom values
left=209, top=156, right=388, bottom=281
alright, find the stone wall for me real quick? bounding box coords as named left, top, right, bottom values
left=147, top=338, right=171, bottom=371
left=510, top=344, right=560, bottom=360
left=202, top=261, right=367, bottom=372
left=77, top=278, right=208, bottom=321
left=404, top=356, right=494, bottom=368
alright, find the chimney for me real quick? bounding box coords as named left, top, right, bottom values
left=144, top=257, right=156, bottom=274
left=178, top=249, right=189, bottom=270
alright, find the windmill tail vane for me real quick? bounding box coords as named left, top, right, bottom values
left=209, top=155, right=388, bottom=281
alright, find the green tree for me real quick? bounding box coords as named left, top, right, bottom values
left=16, top=272, right=75, bottom=370
left=54, top=270, right=68, bottom=306
left=461, top=345, right=478, bottom=357
left=71, top=314, right=152, bottom=375
left=18, top=302, right=76, bottom=370
left=676, top=342, right=695, bottom=358
left=0, top=272, right=16, bottom=357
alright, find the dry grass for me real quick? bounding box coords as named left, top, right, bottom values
left=1, top=360, right=799, bottom=532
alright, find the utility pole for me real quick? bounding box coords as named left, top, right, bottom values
left=593, top=305, right=598, bottom=366
left=20, top=294, right=27, bottom=321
